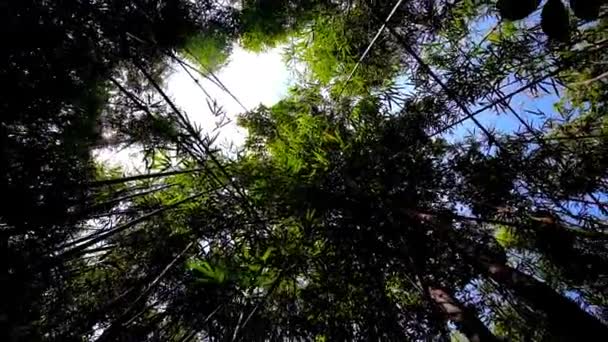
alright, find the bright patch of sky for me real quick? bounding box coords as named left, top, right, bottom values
left=166, top=45, right=294, bottom=150
left=95, top=45, right=294, bottom=171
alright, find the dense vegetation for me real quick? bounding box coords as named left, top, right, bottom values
left=1, top=0, right=607, bottom=341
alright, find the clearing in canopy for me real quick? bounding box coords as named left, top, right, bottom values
left=2, top=0, right=608, bottom=341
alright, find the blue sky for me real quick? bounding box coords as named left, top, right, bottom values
left=448, top=82, right=561, bottom=141
left=443, top=9, right=565, bottom=142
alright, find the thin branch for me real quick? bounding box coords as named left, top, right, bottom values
left=134, top=61, right=276, bottom=238
left=180, top=304, right=224, bottom=342
left=182, top=48, right=249, bottom=112
left=429, top=68, right=563, bottom=138
left=337, top=0, right=406, bottom=97
left=231, top=269, right=287, bottom=341
left=96, top=241, right=195, bottom=342
left=89, top=184, right=176, bottom=210
left=385, top=25, right=501, bottom=148
left=88, top=169, right=203, bottom=187
left=55, top=189, right=212, bottom=260
left=569, top=70, right=608, bottom=86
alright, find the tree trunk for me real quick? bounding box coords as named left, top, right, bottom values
left=429, top=287, right=500, bottom=342
left=409, top=209, right=608, bottom=339
left=476, top=256, right=608, bottom=339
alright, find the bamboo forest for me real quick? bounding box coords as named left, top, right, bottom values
left=3, top=0, right=608, bottom=341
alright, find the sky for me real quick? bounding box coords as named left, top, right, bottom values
left=96, top=40, right=562, bottom=172
left=95, top=45, right=294, bottom=171
left=98, top=19, right=564, bottom=172
left=440, top=13, right=564, bottom=143
left=166, top=45, right=294, bottom=150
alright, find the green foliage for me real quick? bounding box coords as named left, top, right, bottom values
left=385, top=274, right=424, bottom=307
left=494, top=225, right=527, bottom=248
left=450, top=331, right=471, bottom=342
left=184, top=32, right=232, bottom=72
left=487, top=21, right=518, bottom=44
left=188, top=259, right=228, bottom=284
left=239, top=88, right=344, bottom=177
left=4, top=0, right=608, bottom=341
left=285, top=10, right=400, bottom=95
left=239, top=0, right=325, bottom=51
